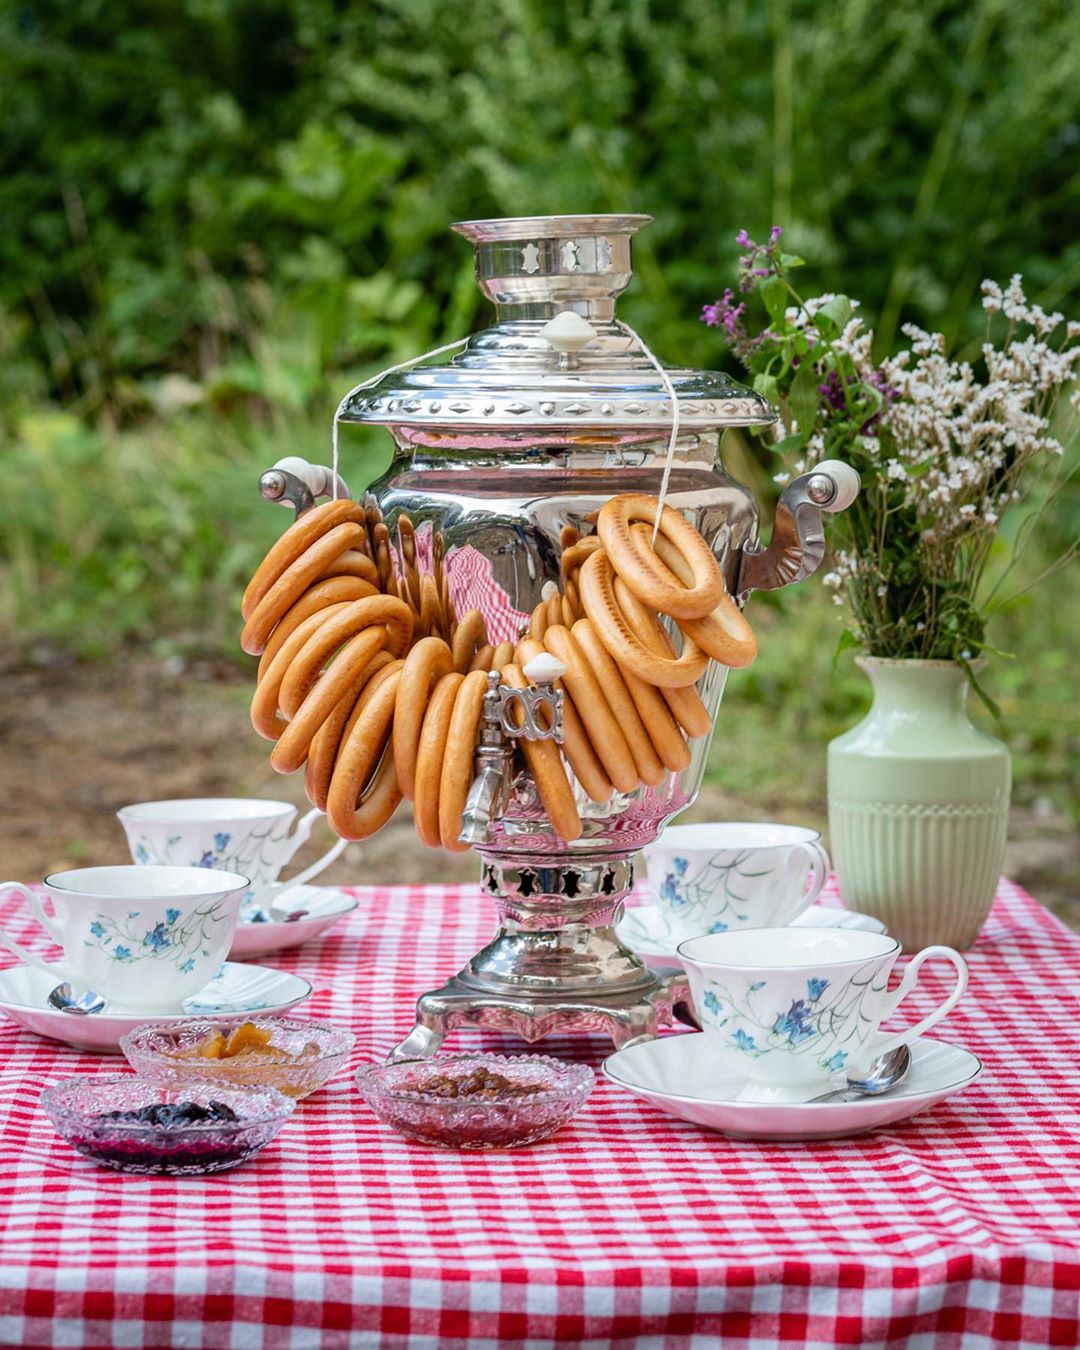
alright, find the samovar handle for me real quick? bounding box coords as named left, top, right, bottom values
left=735, top=459, right=860, bottom=596
left=257, top=456, right=352, bottom=519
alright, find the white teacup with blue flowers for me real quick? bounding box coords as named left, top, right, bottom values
left=117, top=798, right=347, bottom=912
left=0, top=865, right=247, bottom=1011
left=678, top=927, right=968, bottom=1103
left=643, top=823, right=830, bottom=942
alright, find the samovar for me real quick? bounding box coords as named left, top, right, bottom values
left=258, top=214, right=858, bottom=1060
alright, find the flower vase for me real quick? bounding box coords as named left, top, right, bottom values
left=827, top=658, right=1010, bottom=950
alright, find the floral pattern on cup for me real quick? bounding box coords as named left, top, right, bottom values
left=644, top=824, right=830, bottom=941
left=698, top=962, right=892, bottom=1076
left=84, top=900, right=232, bottom=976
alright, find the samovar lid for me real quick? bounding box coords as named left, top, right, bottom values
left=339, top=214, right=775, bottom=433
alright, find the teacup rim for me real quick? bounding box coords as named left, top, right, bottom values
left=44, top=864, right=251, bottom=898
left=648, top=821, right=822, bottom=852
left=117, top=798, right=296, bottom=824
left=677, top=927, right=901, bottom=970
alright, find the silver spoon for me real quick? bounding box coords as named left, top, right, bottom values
left=807, top=1045, right=912, bottom=1104
left=47, top=982, right=108, bottom=1016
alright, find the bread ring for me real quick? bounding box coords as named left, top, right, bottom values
left=560, top=536, right=602, bottom=580
left=546, top=593, right=563, bottom=630
left=241, top=499, right=365, bottom=621
left=598, top=494, right=723, bottom=620
left=438, top=669, right=490, bottom=851
left=278, top=595, right=414, bottom=718
left=570, top=618, right=666, bottom=787
left=542, top=625, right=639, bottom=794
left=304, top=651, right=393, bottom=810
left=257, top=577, right=377, bottom=681
left=528, top=601, right=548, bottom=642
left=469, top=644, right=495, bottom=673
left=451, top=609, right=488, bottom=673
left=318, top=549, right=379, bottom=586
left=632, top=523, right=757, bottom=671
left=241, top=521, right=367, bottom=654
left=326, top=669, right=403, bottom=841
left=372, top=522, right=395, bottom=593
left=501, top=664, right=582, bottom=841
left=621, top=667, right=692, bottom=773
left=559, top=525, right=583, bottom=549
left=412, top=672, right=465, bottom=848
left=579, top=550, right=707, bottom=689
left=611, top=577, right=713, bottom=738
left=250, top=607, right=351, bottom=741
left=419, top=575, right=443, bottom=639
left=397, top=515, right=421, bottom=609
left=270, top=627, right=387, bottom=775
left=515, top=637, right=612, bottom=804
left=393, top=637, right=454, bottom=799
left=491, top=641, right=515, bottom=671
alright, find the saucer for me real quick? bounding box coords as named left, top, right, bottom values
left=231, top=885, right=358, bottom=959
left=602, top=1033, right=981, bottom=1141
left=0, top=961, right=312, bottom=1054
left=617, top=902, right=887, bottom=971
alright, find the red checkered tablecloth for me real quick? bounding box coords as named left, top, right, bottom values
left=0, top=877, right=1077, bottom=1349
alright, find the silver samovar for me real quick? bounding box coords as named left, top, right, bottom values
left=260, top=214, right=858, bottom=1060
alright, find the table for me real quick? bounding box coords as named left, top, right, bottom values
left=0, top=878, right=1077, bottom=1349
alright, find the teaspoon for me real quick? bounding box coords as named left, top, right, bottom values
left=807, top=1044, right=912, bottom=1104
left=47, top=982, right=108, bottom=1016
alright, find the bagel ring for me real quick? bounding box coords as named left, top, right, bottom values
left=437, top=669, right=490, bottom=851
left=326, top=670, right=403, bottom=841
left=242, top=499, right=365, bottom=621
left=411, top=672, right=465, bottom=848
left=598, top=494, right=723, bottom=620
left=579, top=549, right=708, bottom=689
left=393, top=637, right=454, bottom=799
left=515, top=636, right=612, bottom=804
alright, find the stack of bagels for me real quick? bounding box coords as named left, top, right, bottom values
left=241, top=493, right=756, bottom=845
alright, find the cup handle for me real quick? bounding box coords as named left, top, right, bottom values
left=872, top=945, right=969, bottom=1060
left=268, top=813, right=348, bottom=901
left=774, top=840, right=831, bottom=926
left=0, top=881, right=65, bottom=945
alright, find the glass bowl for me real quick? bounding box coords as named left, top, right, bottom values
left=42, top=1075, right=294, bottom=1175
left=120, top=1017, right=355, bottom=1100
left=355, top=1052, right=595, bottom=1149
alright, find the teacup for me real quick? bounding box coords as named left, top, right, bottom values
left=0, top=865, right=247, bottom=1012
left=117, top=798, right=347, bottom=911
left=643, top=823, right=830, bottom=939
left=678, top=927, right=968, bottom=1102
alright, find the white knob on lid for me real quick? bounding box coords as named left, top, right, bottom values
left=522, top=652, right=567, bottom=684
left=540, top=311, right=598, bottom=356
left=807, top=460, right=861, bottom=512
left=272, top=456, right=351, bottom=504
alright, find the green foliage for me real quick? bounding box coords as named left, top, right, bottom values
left=2, top=0, right=1077, bottom=412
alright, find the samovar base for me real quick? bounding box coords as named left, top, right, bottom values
left=387, top=856, right=696, bottom=1062
left=387, top=966, right=693, bottom=1062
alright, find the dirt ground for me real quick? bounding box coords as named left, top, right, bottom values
left=1, top=658, right=1076, bottom=932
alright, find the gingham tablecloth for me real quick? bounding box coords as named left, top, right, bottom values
left=0, top=878, right=1077, bottom=1350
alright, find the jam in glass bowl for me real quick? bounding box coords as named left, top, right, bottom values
left=355, top=1052, right=594, bottom=1149
left=42, top=1075, right=294, bottom=1175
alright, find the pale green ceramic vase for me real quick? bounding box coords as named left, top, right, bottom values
left=828, top=657, right=1010, bottom=951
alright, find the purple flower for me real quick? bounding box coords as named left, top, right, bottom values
left=770, top=225, right=783, bottom=243
left=701, top=289, right=747, bottom=339
left=735, top=229, right=753, bottom=248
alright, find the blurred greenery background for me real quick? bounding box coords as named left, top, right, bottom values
left=0, top=0, right=1076, bottom=874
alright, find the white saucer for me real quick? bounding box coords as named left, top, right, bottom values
left=603, top=1033, right=981, bottom=1141
left=0, top=961, right=312, bottom=1054
left=617, top=902, right=887, bottom=971
left=231, top=885, right=358, bottom=959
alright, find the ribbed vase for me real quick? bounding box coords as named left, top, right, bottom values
left=827, top=658, right=1010, bottom=951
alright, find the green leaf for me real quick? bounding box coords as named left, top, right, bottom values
left=788, top=361, right=820, bottom=435
left=779, top=253, right=805, bottom=268
left=813, top=295, right=854, bottom=340
left=832, top=627, right=862, bottom=669
left=760, top=275, right=789, bottom=325
left=771, top=431, right=806, bottom=457
left=753, top=371, right=779, bottom=407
